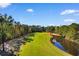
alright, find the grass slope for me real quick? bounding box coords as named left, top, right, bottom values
left=18, top=32, right=71, bottom=56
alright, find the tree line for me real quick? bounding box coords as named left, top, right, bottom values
left=0, top=13, right=79, bottom=44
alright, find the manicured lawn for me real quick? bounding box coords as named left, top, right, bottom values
left=18, top=32, right=71, bottom=56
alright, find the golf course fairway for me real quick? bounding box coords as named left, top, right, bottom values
left=18, top=32, right=71, bottom=56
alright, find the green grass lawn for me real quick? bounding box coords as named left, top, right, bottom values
left=18, top=32, right=71, bottom=56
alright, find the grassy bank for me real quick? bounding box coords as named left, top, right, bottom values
left=18, top=32, right=71, bottom=56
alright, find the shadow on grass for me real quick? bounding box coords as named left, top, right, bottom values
left=23, top=37, right=33, bottom=45
left=25, top=38, right=33, bottom=42
left=22, top=33, right=34, bottom=45
left=28, top=33, right=35, bottom=37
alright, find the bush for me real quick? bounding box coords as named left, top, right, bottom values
left=24, top=36, right=33, bottom=42
left=6, top=32, right=13, bottom=40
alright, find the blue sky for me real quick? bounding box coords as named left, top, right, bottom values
left=0, top=3, right=79, bottom=26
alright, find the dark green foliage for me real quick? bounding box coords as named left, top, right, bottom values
left=0, top=13, right=79, bottom=46
left=0, top=14, right=29, bottom=42
left=28, top=33, right=35, bottom=37
left=45, top=26, right=55, bottom=32
left=24, top=36, right=33, bottom=42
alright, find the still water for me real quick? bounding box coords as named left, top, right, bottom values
left=53, top=41, right=65, bottom=51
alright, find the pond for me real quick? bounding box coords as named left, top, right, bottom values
left=53, top=41, right=66, bottom=51
left=50, top=37, right=66, bottom=51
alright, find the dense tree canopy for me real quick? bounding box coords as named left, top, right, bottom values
left=0, top=13, right=79, bottom=44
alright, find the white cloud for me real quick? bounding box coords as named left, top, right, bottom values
left=63, top=19, right=77, bottom=25
left=0, top=3, right=11, bottom=8
left=64, top=19, right=76, bottom=22
left=26, top=9, right=34, bottom=12
left=48, top=24, right=61, bottom=26
left=60, top=9, right=79, bottom=15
